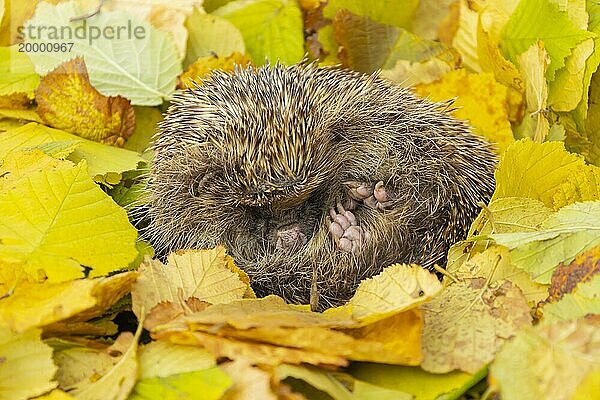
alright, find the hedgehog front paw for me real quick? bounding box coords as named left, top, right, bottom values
left=344, top=180, right=393, bottom=210
left=328, top=203, right=369, bottom=254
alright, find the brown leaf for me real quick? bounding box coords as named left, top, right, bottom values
left=35, top=58, right=135, bottom=146
left=546, top=245, right=600, bottom=303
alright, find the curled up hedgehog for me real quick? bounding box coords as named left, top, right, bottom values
left=145, top=63, right=497, bottom=310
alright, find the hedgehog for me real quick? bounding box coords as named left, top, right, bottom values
left=145, top=63, right=497, bottom=310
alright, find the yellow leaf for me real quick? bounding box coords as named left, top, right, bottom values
left=178, top=52, right=251, bottom=89
left=0, top=150, right=138, bottom=282
left=493, top=138, right=600, bottom=209
left=381, top=58, right=452, bottom=86
left=138, top=341, right=215, bottom=379
left=451, top=0, right=482, bottom=72
left=0, top=327, right=57, bottom=400
left=449, top=244, right=549, bottom=305
left=415, top=69, right=515, bottom=153
left=131, top=247, right=253, bottom=319
left=0, top=46, right=39, bottom=97
left=35, top=58, right=135, bottom=146
left=548, top=38, right=594, bottom=112
left=32, top=390, right=77, bottom=400
left=55, top=326, right=142, bottom=400
left=0, top=122, right=144, bottom=183
left=0, top=271, right=136, bottom=332
left=515, top=41, right=550, bottom=142
left=220, top=361, right=278, bottom=400
left=422, top=278, right=532, bottom=374
left=490, top=317, right=600, bottom=400
left=345, top=264, right=442, bottom=324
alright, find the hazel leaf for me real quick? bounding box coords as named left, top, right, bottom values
left=490, top=318, right=600, bottom=400
left=0, top=327, right=58, bottom=400
left=213, top=0, right=304, bottom=65
left=131, top=247, right=253, bottom=319
left=35, top=58, right=135, bottom=146
left=421, top=278, right=532, bottom=374
left=25, top=1, right=181, bottom=105
left=0, top=150, right=138, bottom=282
left=0, top=122, right=143, bottom=183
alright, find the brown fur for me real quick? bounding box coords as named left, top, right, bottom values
left=145, top=63, right=497, bottom=309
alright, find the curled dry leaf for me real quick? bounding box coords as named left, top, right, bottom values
left=35, top=58, right=135, bottom=147
left=421, top=278, right=532, bottom=374
left=54, top=325, right=142, bottom=400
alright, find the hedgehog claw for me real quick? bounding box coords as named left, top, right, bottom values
left=344, top=180, right=393, bottom=210
left=328, top=205, right=368, bottom=254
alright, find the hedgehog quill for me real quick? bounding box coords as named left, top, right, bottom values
left=146, top=63, right=496, bottom=310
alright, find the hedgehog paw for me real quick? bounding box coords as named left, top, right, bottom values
left=344, top=180, right=393, bottom=210
left=328, top=203, right=369, bottom=254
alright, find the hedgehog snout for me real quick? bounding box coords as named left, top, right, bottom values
left=275, top=223, right=308, bottom=253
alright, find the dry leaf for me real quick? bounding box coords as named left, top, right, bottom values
left=35, top=58, right=135, bottom=146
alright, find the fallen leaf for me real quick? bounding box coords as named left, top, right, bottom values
left=345, top=263, right=442, bottom=324
left=0, top=150, right=139, bottom=282
left=448, top=244, right=549, bottom=305
left=178, top=52, right=251, bottom=89
left=334, top=10, right=453, bottom=74
left=0, top=122, right=144, bottom=184
left=137, top=340, right=215, bottom=379
left=25, top=2, right=181, bottom=105
left=487, top=201, right=600, bottom=283
left=492, top=138, right=600, bottom=209
left=184, top=8, right=246, bottom=68
left=500, top=0, right=593, bottom=80
left=129, top=368, right=232, bottom=400
left=55, top=326, right=142, bottom=400
left=221, top=361, right=278, bottom=400
left=415, top=69, right=515, bottom=153
left=490, top=317, right=600, bottom=400
left=35, top=58, right=135, bottom=146
left=544, top=245, right=600, bottom=303
left=0, top=46, right=39, bottom=97
left=514, top=41, right=550, bottom=142
left=348, top=362, right=486, bottom=400
left=0, top=271, right=136, bottom=332
left=131, top=247, right=252, bottom=319
left=421, top=278, right=532, bottom=373
left=214, top=0, right=304, bottom=65
left=0, top=327, right=58, bottom=400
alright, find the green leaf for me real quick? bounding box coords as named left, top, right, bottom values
left=0, top=123, right=144, bottom=184
left=24, top=2, right=181, bottom=105
left=323, top=0, right=419, bottom=30
left=0, top=46, right=39, bottom=96
left=129, top=368, right=231, bottom=400
left=0, top=150, right=138, bottom=282
left=488, top=201, right=600, bottom=283
left=184, top=8, right=245, bottom=68
left=0, top=327, right=58, bottom=400
left=214, top=0, right=304, bottom=65
left=573, top=0, right=600, bottom=127
left=541, top=274, right=600, bottom=323
left=348, top=363, right=487, bottom=400
left=123, top=106, right=163, bottom=158
left=500, top=0, right=594, bottom=80
left=333, top=10, right=452, bottom=74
